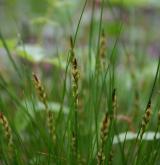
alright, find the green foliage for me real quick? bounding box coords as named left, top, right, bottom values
left=0, top=0, right=160, bottom=164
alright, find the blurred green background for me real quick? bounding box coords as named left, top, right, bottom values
left=0, top=0, right=160, bottom=62
left=1, top=0, right=160, bottom=111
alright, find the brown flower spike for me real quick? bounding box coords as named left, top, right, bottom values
left=0, top=112, right=13, bottom=155
left=33, top=73, right=55, bottom=142
left=140, top=100, right=152, bottom=139
left=70, top=37, right=79, bottom=161
left=96, top=30, right=107, bottom=72
left=97, top=113, right=110, bottom=165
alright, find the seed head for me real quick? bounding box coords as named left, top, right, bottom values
left=33, top=73, right=55, bottom=142
left=97, top=113, right=110, bottom=165
left=140, top=100, right=152, bottom=139
left=0, top=112, right=13, bottom=156
left=33, top=73, right=47, bottom=106
left=70, top=36, right=79, bottom=160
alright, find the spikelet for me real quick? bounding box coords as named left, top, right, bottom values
left=100, top=113, right=110, bottom=141
left=97, top=113, right=110, bottom=165
left=0, top=112, right=13, bottom=156
left=97, top=148, right=105, bottom=165
left=33, top=73, right=47, bottom=107
left=70, top=37, right=79, bottom=159
left=70, top=37, right=79, bottom=110
left=33, top=73, right=55, bottom=142
left=140, top=100, right=152, bottom=139
left=99, top=30, right=106, bottom=61
left=96, top=29, right=106, bottom=73
left=72, top=57, right=79, bottom=109
left=47, top=110, right=55, bottom=142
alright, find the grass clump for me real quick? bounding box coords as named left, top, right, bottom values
left=0, top=1, right=160, bottom=165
